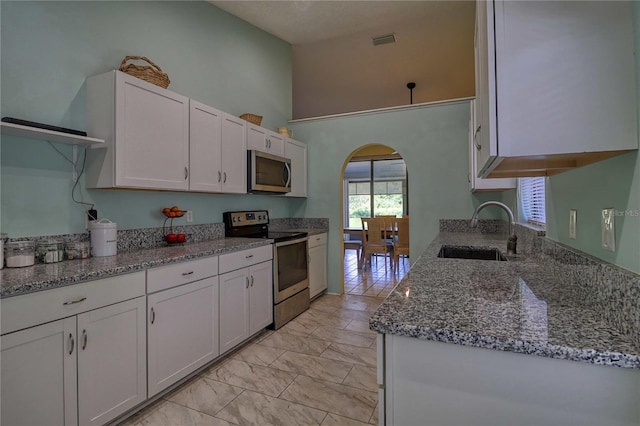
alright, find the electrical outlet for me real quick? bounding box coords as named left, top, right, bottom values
left=569, top=209, right=577, bottom=239
left=267, top=208, right=273, bottom=219
left=601, top=208, right=616, bottom=251
left=186, top=210, right=193, bottom=223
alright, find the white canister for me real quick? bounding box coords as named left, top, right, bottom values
left=90, top=219, right=117, bottom=257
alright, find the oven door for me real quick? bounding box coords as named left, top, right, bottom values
left=273, top=237, right=309, bottom=304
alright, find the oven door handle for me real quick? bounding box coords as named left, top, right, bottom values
left=274, top=236, right=308, bottom=248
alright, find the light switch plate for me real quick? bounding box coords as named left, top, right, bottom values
left=569, top=209, right=577, bottom=239
left=601, top=208, right=616, bottom=251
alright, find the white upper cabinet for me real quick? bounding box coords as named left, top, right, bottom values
left=468, top=100, right=515, bottom=192
left=475, top=1, right=637, bottom=178
left=189, top=101, right=247, bottom=194
left=284, top=138, right=308, bottom=198
left=246, top=123, right=285, bottom=156
left=86, top=71, right=190, bottom=190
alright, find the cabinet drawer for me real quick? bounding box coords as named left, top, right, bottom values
left=147, top=256, right=218, bottom=293
left=307, top=233, right=327, bottom=249
left=1, top=272, right=145, bottom=335
left=219, top=245, right=272, bottom=274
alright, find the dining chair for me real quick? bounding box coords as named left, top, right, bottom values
left=361, top=217, right=394, bottom=269
left=392, top=217, right=409, bottom=269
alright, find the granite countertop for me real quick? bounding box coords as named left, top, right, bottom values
left=369, top=232, right=640, bottom=369
left=0, top=238, right=273, bottom=299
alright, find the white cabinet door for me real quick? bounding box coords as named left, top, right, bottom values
left=1, top=318, right=77, bottom=426
left=86, top=71, right=190, bottom=190
left=147, top=277, right=219, bottom=397
left=308, top=242, right=328, bottom=299
left=219, top=268, right=250, bottom=354
left=284, top=139, right=307, bottom=198
left=468, top=101, right=515, bottom=191
left=220, top=113, right=247, bottom=194
left=249, top=260, right=273, bottom=335
left=190, top=100, right=223, bottom=192
left=247, top=123, right=284, bottom=156
left=77, top=297, right=146, bottom=426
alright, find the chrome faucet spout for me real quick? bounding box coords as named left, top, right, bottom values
left=469, top=201, right=517, bottom=255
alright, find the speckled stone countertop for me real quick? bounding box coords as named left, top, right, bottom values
left=0, top=238, right=272, bottom=299
left=370, top=232, right=640, bottom=369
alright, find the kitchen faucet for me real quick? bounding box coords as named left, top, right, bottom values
left=469, top=201, right=517, bottom=255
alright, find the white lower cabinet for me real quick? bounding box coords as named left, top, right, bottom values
left=0, top=294, right=146, bottom=426
left=219, top=248, right=273, bottom=354
left=147, top=277, right=219, bottom=397
left=1, top=317, right=77, bottom=426
left=308, top=233, right=328, bottom=298
left=77, top=297, right=147, bottom=426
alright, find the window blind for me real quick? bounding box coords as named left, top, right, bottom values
left=518, top=177, right=546, bottom=225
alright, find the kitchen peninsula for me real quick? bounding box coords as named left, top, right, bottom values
left=370, top=225, right=640, bottom=426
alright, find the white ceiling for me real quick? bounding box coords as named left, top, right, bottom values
left=209, top=1, right=467, bottom=45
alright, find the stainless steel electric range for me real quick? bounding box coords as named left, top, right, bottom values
left=223, top=210, right=309, bottom=329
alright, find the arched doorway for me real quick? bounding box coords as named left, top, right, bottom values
left=340, top=144, right=410, bottom=296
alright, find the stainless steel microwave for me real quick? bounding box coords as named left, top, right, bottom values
left=247, top=150, right=291, bottom=194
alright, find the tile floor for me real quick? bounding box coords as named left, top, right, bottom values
left=121, top=293, right=388, bottom=426
left=343, top=251, right=409, bottom=297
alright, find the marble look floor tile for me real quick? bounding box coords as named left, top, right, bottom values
left=297, top=309, right=352, bottom=329
left=332, top=308, right=375, bottom=322
left=310, top=326, right=375, bottom=348
left=133, top=401, right=233, bottom=426
left=320, top=343, right=377, bottom=367
left=270, top=351, right=353, bottom=383
left=232, top=343, right=285, bottom=366
left=280, top=315, right=321, bottom=337
left=345, top=319, right=376, bottom=335
left=309, top=303, right=339, bottom=314
left=259, top=331, right=331, bottom=356
left=342, top=365, right=377, bottom=392
left=279, top=375, right=377, bottom=423
left=314, top=294, right=345, bottom=306
left=254, top=329, right=275, bottom=343
left=321, top=413, right=372, bottom=426
left=205, top=359, right=296, bottom=397
left=166, top=377, right=243, bottom=416
left=370, top=403, right=379, bottom=425
left=216, top=390, right=327, bottom=426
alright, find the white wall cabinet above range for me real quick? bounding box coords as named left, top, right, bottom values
left=1, top=272, right=147, bottom=426
left=246, top=123, right=285, bottom=156
left=190, top=101, right=247, bottom=194
left=468, top=100, right=515, bottom=192
left=86, top=71, right=190, bottom=190
left=284, top=138, right=308, bottom=197
left=474, top=1, right=637, bottom=178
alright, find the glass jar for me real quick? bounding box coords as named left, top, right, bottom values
left=36, top=239, right=64, bottom=264
left=5, top=240, right=35, bottom=268
left=65, top=241, right=90, bottom=260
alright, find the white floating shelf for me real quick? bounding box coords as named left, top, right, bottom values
left=1, top=122, right=105, bottom=147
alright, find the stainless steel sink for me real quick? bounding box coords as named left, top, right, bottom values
left=437, top=245, right=507, bottom=261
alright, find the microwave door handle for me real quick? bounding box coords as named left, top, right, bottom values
left=284, top=162, right=291, bottom=188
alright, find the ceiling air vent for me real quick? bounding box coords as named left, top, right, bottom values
left=372, top=33, right=396, bottom=46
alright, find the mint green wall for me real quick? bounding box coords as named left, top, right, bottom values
left=1, top=1, right=294, bottom=236
left=545, top=3, right=640, bottom=274
left=289, top=102, right=505, bottom=294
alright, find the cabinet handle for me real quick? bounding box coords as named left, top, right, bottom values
left=223, top=172, right=227, bottom=183
left=185, top=167, right=189, bottom=180
left=468, top=173, right=471, bottom=183
left=182, top=271, right=194, bottom=276
left=218, top=171, right=222, bottom=183
left=63, top=296, right=87, bottom=306
left=316, top=237, right=321, bottom=241
left=246, top=277, right=250, bottom=288
left=150, top=307, right=156, bottom=324
left=245, top=254, right=254, bottom=259
left=68, top=333, right=75, bottom=355
left=250, top=275, right=254, bottom=287
left=81, top=329, right=87, bottom=350
left=474, top=125, right=482, bottom=151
